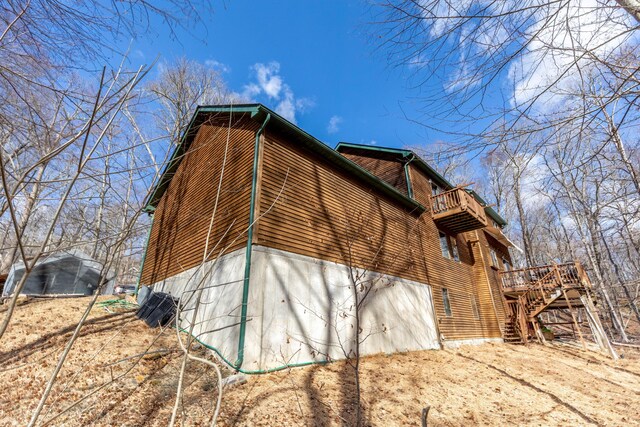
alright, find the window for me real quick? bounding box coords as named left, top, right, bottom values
left=431, top=183, right=440, bottom=196
left=502, top=258, right=511, bottom=271
left=450, top=237, right=460, bottom=262
left=490, top=248, right=499, bottom=267
left=442, top=288, right=452, bottom=317
left=439, top=231, right=460, bottom=262
left=470, top=295, right=480, bottom=320
left=439, top=232, right=450, bottom=258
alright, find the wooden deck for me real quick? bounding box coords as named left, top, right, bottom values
left=430, top=188, right=488, bottom=233
left=498, top=262, right=594, bottom=345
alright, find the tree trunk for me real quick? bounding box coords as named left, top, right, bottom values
left=615, top=0, right=640, bottom=24
left=513, top=176, right=534, bottom=267
left=0, top=164, right=46, bottom=272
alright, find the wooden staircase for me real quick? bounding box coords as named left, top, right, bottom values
left=502, top=314, right=524, bottom=344
left=499, top=262, right=591, bottom=345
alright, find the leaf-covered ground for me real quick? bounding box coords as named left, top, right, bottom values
left=1, top=297, right=638, bottom=426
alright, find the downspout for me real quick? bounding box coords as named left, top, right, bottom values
left=134, top=213, right=154, bottom=297
left=236, top=112, right=271, bottom=369
left=403, top=154, right=416, bottom=199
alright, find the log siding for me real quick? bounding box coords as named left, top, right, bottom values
left=141, top=116, right=259, bottom=285
left=142, top=105, right=512, bottom=343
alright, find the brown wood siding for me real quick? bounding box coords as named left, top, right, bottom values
left=256, top=130, right=421, bottom=278
left=477, top=231, right=514, bottom=328
left=255, top=129, right=502, bottom=341
left=341, top=153, right=409, bottom=196
left=140, top=116, right=259, bottom=285
left=409, top=163, right=503, bottom=340
left=142, top=113, right=506, bottom=341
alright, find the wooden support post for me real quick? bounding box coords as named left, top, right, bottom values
left=518, top=296, right=528, bottom=344
left=581, top=292, right=619, bottom=360
left=532, top=317, right=548, bottom=345
left=561, top=288, right=587, bottom=350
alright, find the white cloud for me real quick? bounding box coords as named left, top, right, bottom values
left=240, top=61, right=314, bottom=124
left=421, top=0, right=638, bottom=113
left=506, top=0, right=636, bottom=111
left=205, top=59, right=230, bottom=73
left=275, top=87, right=296, bottom=122
left=253, top=62, right=283, bottom=98
left=327, top=115, right=343, bottom=134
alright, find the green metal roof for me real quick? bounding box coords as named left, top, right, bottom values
left=143, top=104, right=425, bottom=214
left=143, top=103, right=506, bottom=227
left=334, top=142, right=508, bottom=227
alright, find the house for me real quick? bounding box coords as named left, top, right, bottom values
left=2, top=250, right=107, bottom=297
left=138, top=104, right=527, bottom=372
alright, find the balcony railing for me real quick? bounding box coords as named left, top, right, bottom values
left=499, top=262, right=590, bottom=293
left=430, top=188, right=488, bottom=233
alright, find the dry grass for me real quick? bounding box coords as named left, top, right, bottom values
left=0, top=297, right=638, bottom=426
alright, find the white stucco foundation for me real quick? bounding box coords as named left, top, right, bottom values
left=148, top=245, right=441, bottom=371
left=243, top=246, right=440, bottom=370
left=151, top=247, right=247, bottom=365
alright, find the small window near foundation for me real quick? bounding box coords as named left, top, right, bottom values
left=471, top=296, right=480, bottom=320
left=442, top=288, right=452, bottom=317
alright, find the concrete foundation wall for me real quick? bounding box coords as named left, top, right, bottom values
left=149, top=245, right=441, bottom=371
left=151, top=247, right=246, bottom=365
left=243, top=246, right=440, bottom=370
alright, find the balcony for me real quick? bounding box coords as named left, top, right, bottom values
left=499, top=262, right=590, bottom=295
left=430, top=188, right=488, bottom=233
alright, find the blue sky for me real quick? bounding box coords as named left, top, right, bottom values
left=128, top=0, right=439, bottom=150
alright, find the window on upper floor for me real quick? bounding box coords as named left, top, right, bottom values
left=490, top=248, right=499, bottom=267
left=439, top=231, right=460, bottom=262
left=439, top=231, right=450, bottom=258
left=442, top=288, right=452, bottom=317
left=502, top=258, right=511, bottom=271
left=450, top=237, right=460, bottom=262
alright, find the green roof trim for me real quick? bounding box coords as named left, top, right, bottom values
left=143, top=104, right=265, bottom=212
left=467, top=190, right=508, bottom=227
left=336, top=142, right=453, bottom=190
left=334, top=142, right=508, bottom=227
left=336, top=141, right=413, bottom=157
left=143, top=104, right=425, bottom=215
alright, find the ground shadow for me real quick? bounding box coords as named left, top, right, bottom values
left=457, top=353, right=598, bottom=425
left=0, top=310, right=135, bottom=365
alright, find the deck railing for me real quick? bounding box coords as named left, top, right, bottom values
left=430, top=188, right=487, bottom=222
left=499, top=262, right=589, bottom=292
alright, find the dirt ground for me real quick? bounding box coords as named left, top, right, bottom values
left=1, top=297, right=639, bottom=426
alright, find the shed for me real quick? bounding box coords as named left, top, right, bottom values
left=2, top=250, right=106, bottom=297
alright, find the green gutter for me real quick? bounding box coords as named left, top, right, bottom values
left=336, top=141, right=412, bottom=157
left=467, top=189, right=508, bottom=227
left=403, top=153, right=415, bottom=199
left=134, top=213, right=154, bottom=296
left=236, top=112, right=271, bottom=369
left=146, top=105, right=424, bottom=215
left=179, top=326, right=328, bottom=374
left=336, top=141, right=453, bottom=192
left=335, top=142, right=508, bottom=226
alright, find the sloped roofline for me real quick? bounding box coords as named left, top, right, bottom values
left=143, top=103, right=425, bottom=214
left=334, top=142, right=508, bottom=227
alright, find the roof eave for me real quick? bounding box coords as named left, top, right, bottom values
left=144, top=104, right=425, bottom=215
